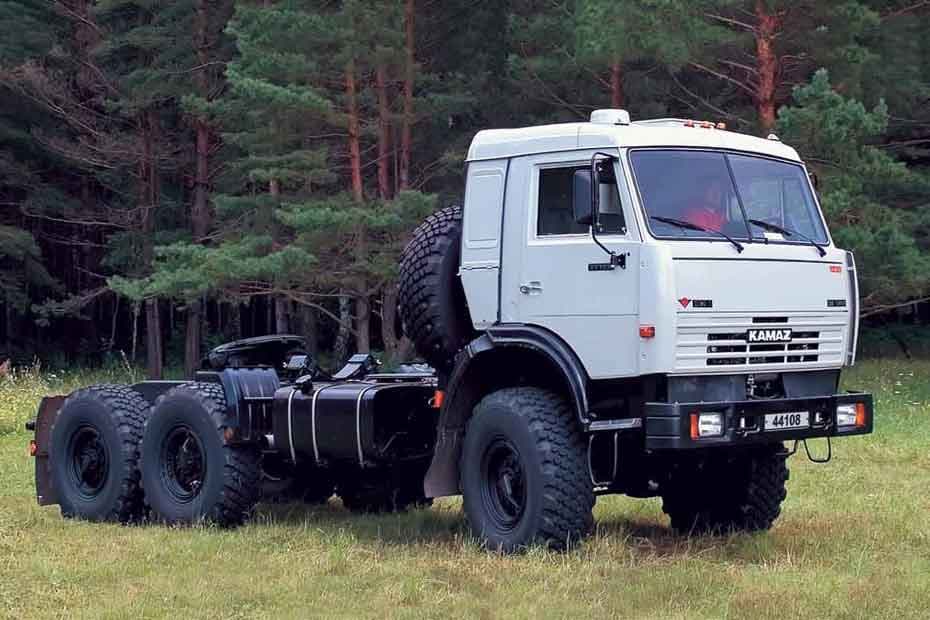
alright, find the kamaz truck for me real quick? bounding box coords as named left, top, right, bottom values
left=28, top=110, right=873, bottom=552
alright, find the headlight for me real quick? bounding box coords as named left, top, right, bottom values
left=836, top=403, right=866, bottom=428
left=690, top=412, right=725, bottom=438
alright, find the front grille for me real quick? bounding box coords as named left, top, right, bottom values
left=676, top=314, right=846, bottom=372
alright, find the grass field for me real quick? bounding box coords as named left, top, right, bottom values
left=1, top=360, right=928, bottom=619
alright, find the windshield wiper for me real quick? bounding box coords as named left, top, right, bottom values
left=650, top=216, right=744, bottom=253
left=748, top=219, right=826, bottom=257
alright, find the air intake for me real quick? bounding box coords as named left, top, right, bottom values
left=590, top=109, right=631, bottom=126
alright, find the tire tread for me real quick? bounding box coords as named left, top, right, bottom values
left=56, top=384, right=149, bottom=523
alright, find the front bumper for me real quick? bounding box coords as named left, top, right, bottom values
left=644, top=391, right=873, bottom=450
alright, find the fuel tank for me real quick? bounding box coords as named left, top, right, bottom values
left=271, top=380, right=437, bottom=467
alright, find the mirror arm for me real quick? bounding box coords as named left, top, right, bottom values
left=588, top=152, right=623, bottom=268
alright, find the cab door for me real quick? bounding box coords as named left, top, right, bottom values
left=500, top=151, right=641, bottom=379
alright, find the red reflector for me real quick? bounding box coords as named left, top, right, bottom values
left=639, top=325, right=656, bottom=339
left=431, top=390, right=445, bottom=409
left=684, top=120, right=695, bottom=127
left=28, top=440, right=37, bottom=457
left=690, top=413, right=699, bottom=440
left=830, top=265, right=842, bottom=273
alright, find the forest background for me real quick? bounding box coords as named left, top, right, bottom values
left=1, top=0, right=928, bottom=378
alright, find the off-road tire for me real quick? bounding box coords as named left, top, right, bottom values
left=140, top=382, right=261, bottom=527
left=460, top=387, right=595, bottom=552
left=661, top=444, right=789, bottom=535
left=398, top=205, right=475, bottom=371
left=50, top=385, right=149, bottom=523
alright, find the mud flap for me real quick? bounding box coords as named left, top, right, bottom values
left=33, top=395, right=66, bottom=506
left=423, top=426, right=463, bottom=498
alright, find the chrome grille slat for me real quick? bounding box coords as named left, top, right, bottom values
left=675, top=312, right=847, bottom=371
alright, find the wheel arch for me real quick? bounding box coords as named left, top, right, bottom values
left=423, top=325, right=591, bottom=498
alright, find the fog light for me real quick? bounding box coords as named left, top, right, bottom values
left=690, top=412, right=725, bottom=439
left=836, top=404, right=857, bottom=427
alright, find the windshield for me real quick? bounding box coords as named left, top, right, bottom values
left=630, top=149, right=828, bottom=244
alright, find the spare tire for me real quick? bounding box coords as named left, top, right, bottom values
left=398, top=205, right=475, bottom=371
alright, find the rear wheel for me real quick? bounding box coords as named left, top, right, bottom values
left=140, top=382, right=261, bottom=527
left=661, top=444, right=789, bottom=535
left=460, top=387, right=594, bottom=552
left=50, top=385, right=149, bottom=523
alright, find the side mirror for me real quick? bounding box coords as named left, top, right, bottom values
left=572, top=169, right=593, bottom=226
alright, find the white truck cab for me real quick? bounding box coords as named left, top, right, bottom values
left=395, top=110, right=874, bottom=550
left=459, top=110, right=857, bottom=382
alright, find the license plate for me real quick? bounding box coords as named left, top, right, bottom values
left=764, top=411, right=809, bottom=431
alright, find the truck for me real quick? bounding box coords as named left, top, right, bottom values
left=27, top=109, right=874, bottom=552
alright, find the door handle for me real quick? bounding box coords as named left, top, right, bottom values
left=519, top=281, right=543, bottom=295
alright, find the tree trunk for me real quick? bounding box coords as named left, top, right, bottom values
left=265, top=178, right=288, bottom=336
left=610, top=61, right=624, bottom=108
left=4, top=302, right=11, bottom=354
left=145, top=299, right=163, bottom=379
left=184, top=300, right=202, bottom=378
left=184, top=105, right=212, bottom=375
left=375, top=64, right=393, bottom=200
left=140, top=110, right=163, bottom=379
left=346, top=59, right=364, bottom=202
left=355, top=294, right=371, bottom=353
left=333, top=292, right=352, bottom=365
left=381, top=284, right=413, bottom=363
left=754, top=0, right=780, bottom=133
left=299, top=304, right=318, bottom=356
left=275, top=297, right=290, bottom=334
left=131, top=301, right=140, bottom=363
left=109, top=295, right=119, bottom=351
left=400, top=0, right=415, bottom=191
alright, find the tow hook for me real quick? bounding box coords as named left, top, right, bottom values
left=785, top=437, right=832, bottom=464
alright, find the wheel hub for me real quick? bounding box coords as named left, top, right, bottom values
left=482, top=439, right=527, bottom=530
left=68, top=425, right=108, bottom=498
left=162, top=425, right=206, bottom=502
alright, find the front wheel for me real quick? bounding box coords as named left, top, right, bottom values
left=460, top=387, right=594, bottom=552
left=661, top=444, right=789, bottom=535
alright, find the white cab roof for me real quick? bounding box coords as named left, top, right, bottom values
left=466, top=119, right=802, bottom=163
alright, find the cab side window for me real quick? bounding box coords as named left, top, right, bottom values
left=537, top=165, right=625, bottom=236
left=538, top=167, right=588, bottom=236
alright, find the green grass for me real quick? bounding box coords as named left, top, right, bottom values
left=1, top=360, right=928, bottom=619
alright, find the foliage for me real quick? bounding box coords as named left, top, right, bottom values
left=778, top=70, right=930, bottom=313
left=0, top=1, right=928, bottom=367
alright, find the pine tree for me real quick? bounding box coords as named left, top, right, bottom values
left=778, top=70, right=930, bottom=314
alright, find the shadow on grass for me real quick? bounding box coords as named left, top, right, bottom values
left=593, top=515, right=779, bottom=562
left=254, top=498, right=468, bottom=548
left=252, top=499, right=778, bottom=564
